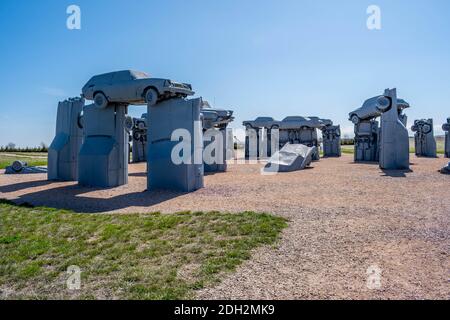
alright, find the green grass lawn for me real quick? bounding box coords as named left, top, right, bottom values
left=0, top=200, right=287, bottom=300
left=0, top=152, right=48, bottom=169
left=435, top=137, right=445, bottom=154
left=340, top=145, right=355, bottom=154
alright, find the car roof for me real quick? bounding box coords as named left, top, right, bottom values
left=90, top=70, right=149, bottom=80
left=255, top=117, right=275, bottom=121
left=282, top=116, right=307, bottom=122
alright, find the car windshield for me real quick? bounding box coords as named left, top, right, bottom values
left=131, top=71, right=150, bottom=79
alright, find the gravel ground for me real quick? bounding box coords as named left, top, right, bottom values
left=0, top=154, right=449, bottom=299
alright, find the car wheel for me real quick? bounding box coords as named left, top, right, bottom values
left=443, top=123, right=450, bottom=131
left=12, top=160, right=26, bottom=173
left=124, top=116, right=134, bottom=132
left=77, top=111, right=84, bottom=129
left=144, top=88, right=159, bottom=106
left=422, top=124, right=432, bottom=134
left=376, top=96, right=391, bottom=112
left=350, top=114, right=360, bottom=125
left=94, top=92, right=108, bottom=109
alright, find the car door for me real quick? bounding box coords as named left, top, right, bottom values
left=108, top=71, right=136, bottom=102
left=94, top=73, right=114, bottom=99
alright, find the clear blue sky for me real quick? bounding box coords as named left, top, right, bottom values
left=0, top=0, right=449, bottom=146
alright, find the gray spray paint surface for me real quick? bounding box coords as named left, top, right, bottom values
left=5, top=160, right=47, bottom=174
left=443, top=118, right=450, bottom=158
left=202, top=105, right=235, bottom=173
left=379, top=88, right=410, bottom=170
left=81, top=70, right=194, bottom=107
left=129, top=105, right=235, bottom=172
left=78, top=104, right=129, bottom=188
left=131, top=114, right=148, bottom=163
left=353, top=120, right=380, bottom=162
left=48, top=98, right=84, bottom=181
left=349, top=88, right=410, bottom=169
left=243, top=117, right=335, bottom=160
left=264, top=143, right=315, bottom=173
left=321, top=125, right=342, bottom=157
left=412, top=119, right=437, bottom=158
left=147, top=98, right=204, bottom=192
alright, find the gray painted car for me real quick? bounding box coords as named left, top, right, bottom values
left=280, top=116, right=332, bottom=129
left=243, top=116, right=332, bottom=130
left=201, top=108, right=234, bottom=130
left=349, top=95, right=410, bottom=124
left=81, top=70, right=194, bottom=108
left=243, top=117, right=277, bottom=129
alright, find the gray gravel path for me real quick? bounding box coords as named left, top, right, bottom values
left=1, top=155, right=448, bottom=299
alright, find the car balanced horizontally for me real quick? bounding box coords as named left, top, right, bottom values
left=81, top=70, right=194, bottom=109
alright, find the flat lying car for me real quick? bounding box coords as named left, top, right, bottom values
left=201, top=108, right=234, bottom=130
left=243, top=117, right=277, bottom=129
left=243, top=116, right=332, bottom=130
left=280, top=116, right=332, bottom=129
left=81, top=70, right=194, bottom=108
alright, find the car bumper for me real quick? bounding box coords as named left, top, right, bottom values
left=166, top=86, right=195, bottom=96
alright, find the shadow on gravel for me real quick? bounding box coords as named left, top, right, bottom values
left=349, top=161, right=379, bottom=165
left=0, top=179, right=56, bottom=193
left=380, top=169, right=413, bottom=178
left=2, top=181, right=185, bottom=213
left=128, top=172, right=147, bottom=177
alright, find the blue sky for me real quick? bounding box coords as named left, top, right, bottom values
left=0, top=0, right=449, bottom=146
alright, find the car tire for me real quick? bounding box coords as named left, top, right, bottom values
left=77, top=112, right=84, bottom=129
left=12, top=160, right=26, bottom=173
left=144, top=88, right=159, bottom=106
left=124, top=116, right=134, bottom=132
left=94, top=92, right=108, bottom=109
left=422, top=124, right=432, bottom=134
left=443, top=123, right=450, bottom=131
left=376, top=96, right=391, bottom=112
left=350, top=114, right=360, bottom=125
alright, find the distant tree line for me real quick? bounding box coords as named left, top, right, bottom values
left=0, top=142, right=48, bottom=153
left=341, top=138, right=354, bottom=145
left=0, top=139, right=356, bottom=153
